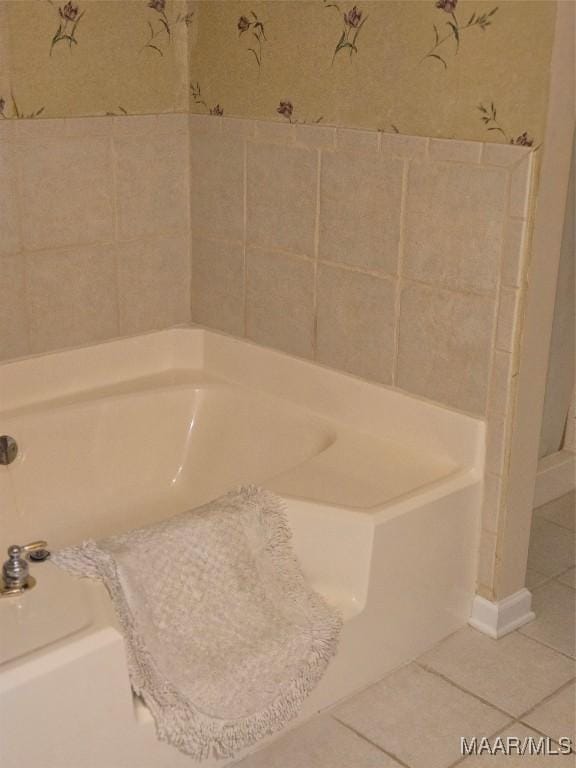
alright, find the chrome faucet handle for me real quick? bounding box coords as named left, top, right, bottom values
left=1, top=541, right=47, bottom=596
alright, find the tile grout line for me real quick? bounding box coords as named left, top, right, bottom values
left=312, top=147, right=322, bottom=360
left=414, top=660, right=518, bottom=721
left=447, top=718, right=517, bottom=768
left=109, top=131, right=122, bottom=335
left=515, top=626, right=576, bottom=661
left=515, top=675, right=576, bottom=722
left=11, top=130, right=33, bottom=355
left=242, top=136, right=248, bottom=338
left=330, top=716, right=414, bottom=768
left=391, top=159, right=409, bottom=386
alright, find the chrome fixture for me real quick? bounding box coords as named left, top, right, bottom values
left=1, top=541, right=48, bottom=597
left=0, top=435, right=18, bottom=465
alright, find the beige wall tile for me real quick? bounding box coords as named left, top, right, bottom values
left=0, top=120, right=15, bottom=143
left=0, top=143, right=21, bottom=257
left=428, top=138, right=482, bottom=163
left=246, top=247, right=314, bottom=358
left=486, top=413, right=509, bottom=477
left=316, top=265, right=396, bottom=384
left=397, top=282, right=496, bottom=414
left=403, top=162, right=507, bottom=294
left=488, top=350, right=514, bottom=415
left=496, top=287, right=520, bottom=352
left=26, top=244, right=118, bottom=353
left=155, top=114, right=188, bottom=135
left=319, top=151, right=403, bottom=274
left=247, top=143, right=317, bottom=255
left=221, top=117, right=255, bottom=138
left=64, top=116, right=113, bottom=138
left=191, top=235, right=244, bottom=336
left=295, top=124, right=336, bottom=150
left=117, top=235, right=190, bottom=335
left=189, top=114, right=222, bottom=135
left=509, top=154, right=534, bottom=218
left=0, top=254, right=29, bottom=360
left=255, top=120, right=295, bottom=144
left=481, top=143, right=530, bottom=167
left=19, top=136, right=114, bottom=251
left=501, top=218, right=528, bottom=287
left=112, top=115, right=160, bottom=139
left=115, top=131, right=189, bottom=240
left=336, top=128, right=379, bottom=152
left=16, top=119, right=62, bottom=141
left=482, top=473, right=503, bottom=533
left=380, top=133, right=427, bottom=159
left=189, top=133, right=244, bottom=240
left=478, top=530, right=497, bottom=587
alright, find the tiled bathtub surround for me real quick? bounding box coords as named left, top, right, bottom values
left=0, top=114, right=190, bottom=359
left=189, top=116, right=534, bottom=600
left=189, top=115, right=532, bottom=422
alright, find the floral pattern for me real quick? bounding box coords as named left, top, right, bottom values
left=50, top=1, right=85, bottom=55
left=0, top=92, right=45, bottom=119
left=324, top=2, right=368, bottom=63
left=143, top=0, right=193, bottom=57
left=478, top=103, right=535, bottom=147
left=190, top=82, right=223, bottom=116
left=0, top=0, right=555, bottom=147
left=276, top=100, right=323, bottom=125
left=423, top=1, right=498, bottom=69
left=237, top=12, right=267, bottom=73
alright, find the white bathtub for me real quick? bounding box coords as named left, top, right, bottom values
left=0, top=328, right=484, bottom=767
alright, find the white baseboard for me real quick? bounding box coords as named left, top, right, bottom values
left=534, top=449, right=576, bottom=508
left=469, top=588, right=535, bottom=638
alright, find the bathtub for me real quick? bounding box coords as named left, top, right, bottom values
left=0, top=328, right=484, bottom=767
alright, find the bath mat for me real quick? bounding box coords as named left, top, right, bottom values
left=52, top=486, right=342, bottom=760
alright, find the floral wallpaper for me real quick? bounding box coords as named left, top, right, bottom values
left=0, top=0, right=191, bottom=119
left=189, top=0, right=557, bottom=145
left=0, top=0, right=557, bottom=146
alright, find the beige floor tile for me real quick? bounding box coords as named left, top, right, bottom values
left=519, top=580, right=576, bottom=658
left=333, top=663, right=509, bottom=768
left=459, top=723, right=575, bottom=767
left=235, top=716, right=401, bottom=768
left=557, top=567, right=576, bottom=589
left=535, top=492, right=576, bottom=531
left=525, top=569, right=551, bottom=590
left=418, top=627, right=575, bottom=716
left=527, top=518, right=575, bottom=577
left=522, top=682, right=576, bottom=744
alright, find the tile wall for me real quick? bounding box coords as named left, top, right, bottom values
left=0, top=111, right=535, bottom=599
left=0, top=114, right=190, bottom=360
left=188, top=115, right=534, bottom=598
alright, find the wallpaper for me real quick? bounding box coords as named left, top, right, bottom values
left=0, top=0, right=191, bottom=118
left=189, top=0, right=557, bottom=144
left=0, top=0, right=557, bottom=146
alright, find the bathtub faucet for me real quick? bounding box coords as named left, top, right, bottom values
left=0, top=541, right=48, bottom=597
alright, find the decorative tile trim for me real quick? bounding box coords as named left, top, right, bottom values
left=336, top=127, right=380, bottom=152
left=481, top=142, right=532, bottom=167
left=509, top=153, right=534, bottom=219
left=254, top=119, right=295, bottom=143
left=380, top=133, right=428, bottom=159
left=428, top=138, right=482, bottom=164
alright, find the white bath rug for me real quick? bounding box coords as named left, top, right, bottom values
left=52, top=486, right=342, bottom=761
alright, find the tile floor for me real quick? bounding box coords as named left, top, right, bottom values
left=237, top=493, right=575, bottom=768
